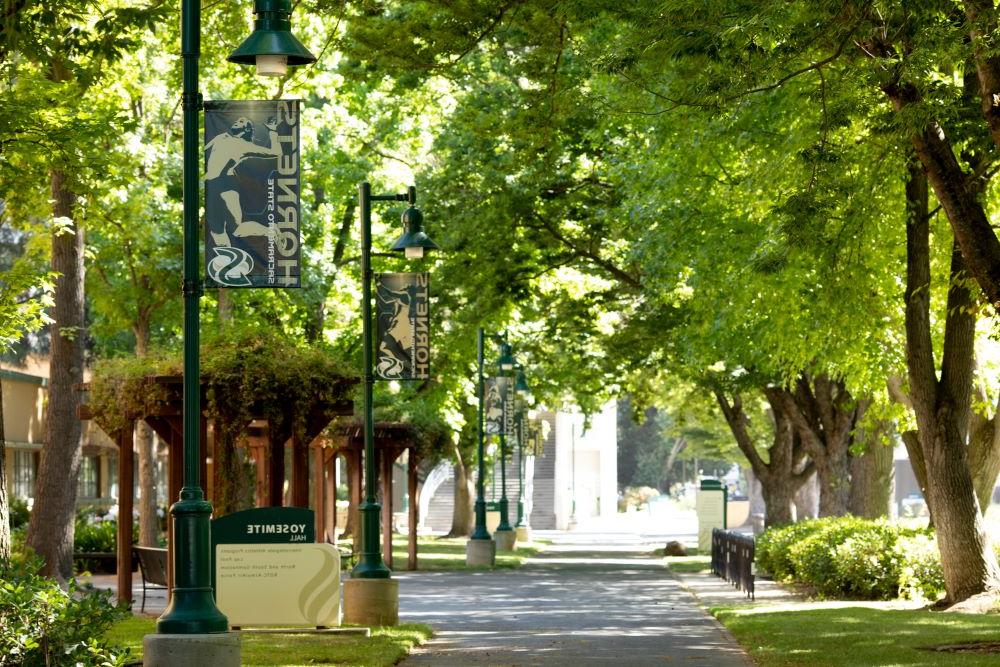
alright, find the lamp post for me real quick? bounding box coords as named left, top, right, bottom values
left=494, top=341, right=517, bottom=551
left=513, top=366, right=531, bottom=543
left=465, top=334, right=515, bottom=566
left=343, top=182, right=437, bottom=626
left=466, top=329, right=514, bottom=564
left=148, top=1, right=313, bottom=662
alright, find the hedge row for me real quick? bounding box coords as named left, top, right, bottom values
left=755, top=516, right=945, bottom=601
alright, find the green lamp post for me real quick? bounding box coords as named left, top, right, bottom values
left=156, top=0, right=314, bottom=637
left=345, top=183, right=437, bottom=623
left=513, top=366, right=530, bottom=534
left=494, top=342, right=516, bottom=548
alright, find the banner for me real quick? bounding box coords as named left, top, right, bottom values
left=504, top=387, right=516, bottom=439
left=204, top=100, right=301, bottom=288
left=483, top=377, right=514, bottom=435
left=375, top=272, right=430, bottom=380
left=484, top=377, right=505, bottom=435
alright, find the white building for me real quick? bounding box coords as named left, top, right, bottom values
left=553, top=402, right=618, bottom=529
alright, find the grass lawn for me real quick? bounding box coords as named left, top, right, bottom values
left=714, top=602, right=1000, bottom=666
left=107, top=617, right=431, bottom=666
left=663, top=553, right=711, bottom=574
left=389, top=535, right=543, bottom=571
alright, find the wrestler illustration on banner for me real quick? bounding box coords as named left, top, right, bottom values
left=204, top=115, right=282, bottom=247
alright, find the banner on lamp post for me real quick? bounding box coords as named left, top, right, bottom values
left=204, top=99, right=301, bottom=288
left=375, top=272, right=430, bottom=380
left=484, top=377, right=505, bottom=435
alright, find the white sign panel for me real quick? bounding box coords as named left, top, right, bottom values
left=216, top=543, right=341, bottom=627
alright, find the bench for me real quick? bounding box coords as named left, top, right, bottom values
left=133, top=546, right=168, bottom=613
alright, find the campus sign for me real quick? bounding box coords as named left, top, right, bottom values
left=375, top=272, right=430, bottom=381
left=211, top=507, right=341, bottom=627
left=204, top=99, right=301, bottom=288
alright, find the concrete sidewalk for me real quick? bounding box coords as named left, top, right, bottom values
left=397, top=531, right=752, bottom=666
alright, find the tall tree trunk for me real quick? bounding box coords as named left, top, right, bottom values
left=133, top=322, right=158, bottom=546
left=27, top=168, right=85, bottom=582
left=776, top=376, right=867, bottom=518
left=0, top=374, right=9, bottom=565
left=715, top=389, right=813, bottom=528
left=794, top=471, right=819, bottom=521
left=446, top=456, right=474, bottom=538
left=968, top=392, right=1000, bottom=512
left=849, top=430, right=895, bottom=519
left=902, top=159, right=999, bottom=603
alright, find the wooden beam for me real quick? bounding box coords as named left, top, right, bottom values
left=408, top=453, right=419, bottom=571
left=291, top=434, right=309, bottom=508
left=314, top=444, right=325, bottom=539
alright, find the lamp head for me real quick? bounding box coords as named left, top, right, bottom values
left=390, top=205, right=440, bottom=259
left=228, top=0, right=317, bottom=78
left=514, top=367, right=530, bottom=395
left=497, top=342, right=516, bottom=375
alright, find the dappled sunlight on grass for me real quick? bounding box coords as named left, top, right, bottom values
left=715, top=603, right=1000, bottom=666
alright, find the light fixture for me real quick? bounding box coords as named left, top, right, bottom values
left=390, top=205, right=440, bottom=259
left=228, top=0, right=316, bottom=78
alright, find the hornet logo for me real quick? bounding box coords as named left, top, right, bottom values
left=207, top=246, right=254, bottom=287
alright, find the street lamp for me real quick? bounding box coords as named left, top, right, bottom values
left=493, top=343, right=517, bottom=551
left=228, top=0, right=317, bottom=77
left=344, top=182, right=438, bottom=625
left=467, top=331, right=517, bottom=565
left=513, top=366, right=531, bottom=542
left=151, top=0, right=313, bottom=654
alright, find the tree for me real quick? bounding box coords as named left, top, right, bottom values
left=2, top=0, right=164, bottom=579
left=893, top=159, right=1000, bottom=603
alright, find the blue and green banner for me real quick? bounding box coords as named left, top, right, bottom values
left=204, top=99, right=301, bottom=288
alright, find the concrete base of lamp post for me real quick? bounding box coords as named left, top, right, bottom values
left=143, top=632, right=240, bottom=667
left=343, top=578, right=399, bottom=626
left=466, top=537, right=496, bottom=566
left=515, top=526, right=531, bottom=543
left=494, top=528, right=517, bottom=552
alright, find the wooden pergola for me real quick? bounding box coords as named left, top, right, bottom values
left=77, top=374, right=357, bottom=605
left=321, top=421, right=422, bottom=571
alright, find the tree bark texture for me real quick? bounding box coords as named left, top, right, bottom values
left=447, top=458, right=474, bottom=538
left=27, top=169, right=85, bottom=581
left=715, top=389, right=813, bottom=527
left=793, top=471, right=820, bottom=521
left=878, top=72, right=1000, bottom=313
left=849, top=429, right=895, bottom=519
left=773, top=376, right=868, bottom=517
left=968, top=391, right=1000, bottom=511
left=902, top=159, right=1000, bottom=603
left=133, top=326, right=159, bottom=546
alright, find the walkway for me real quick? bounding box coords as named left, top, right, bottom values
left=396, top=530, right=751, bottom=666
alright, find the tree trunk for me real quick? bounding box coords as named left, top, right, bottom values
left=715, top=388, right=813, bottom=528
left=902, top=159, right=1000, bottom=603
left=135, top=421, right=158, bottom=546
left=794, top=471, right=819, bottom=521
left=759, top=473, right=796, bottom=527
left=776, top=376, right=867, bottom=518
left=968, top=395, right=1000, bottom=512
left=133, top=323, right=159, bottom=546
left=0, top=374, right=9, bottom=565
left=446, top=458, right=474, bottom=538
left=27, top=168, right=85, bottom=582
left=849, top=435, right=895, bottom=519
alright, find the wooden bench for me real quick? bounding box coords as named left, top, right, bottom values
left=133, top=546, right=168, bottom=613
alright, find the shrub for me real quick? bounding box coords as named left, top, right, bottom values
left=74, top=520, right=119, bottom=553
left=755, top=516, right=947, bottom=601
left=8, top=499, right=29, bottom=530
left=755, top=519, right=825, bottom=580
left=898, top=532, right=945, bottom=601
left=0, top=556, right=131, bottom=666
left=832, top=523, right=902, bottom=599
left=787, top=517, right=877, bottom=596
